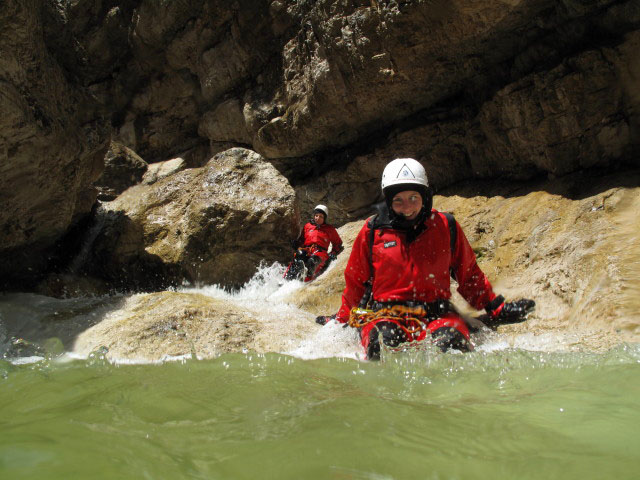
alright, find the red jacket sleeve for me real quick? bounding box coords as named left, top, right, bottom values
left=328, top=226, right=343, bottom=254
left=450, top=220, right=496, bottom=310
left=295, top=223, right=309, bottom=247
left=336, top=222, right=371, bottom=322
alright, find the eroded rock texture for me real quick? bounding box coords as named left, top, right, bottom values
left=0, top=0, right=110, bottom=285
left=83, top=148, right=298, bottom=290
left=1, top=0, right=640, bottom=289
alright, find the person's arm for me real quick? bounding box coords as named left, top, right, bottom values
left=292, top=223, right=307, bottom=249
left=335, top=224, right=371, bottom=323
left=328, top=226, right=344, bottom=259
left=450, top=220, right=495, bottom=310
left=451, top=220, right=535, bottom=322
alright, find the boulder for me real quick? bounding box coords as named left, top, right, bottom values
left=83, top=148, right=299, bottom=289
left=248, top=0, right=640, bottom=161
left=72, top=290, right=313, bottom=361
left=141, top=157, right=187, bottom=185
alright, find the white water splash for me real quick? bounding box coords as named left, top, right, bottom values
left=1, top=261, right=631, bottom=366
left=179, top=262, right=361, bottom=360
left=286, top=320, right=363, bottom=360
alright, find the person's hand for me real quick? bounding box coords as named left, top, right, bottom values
left=328, top=252, right=338, bottom=262
left=485, top=296, right=535, bottom=326
left=315, top=314, right=336, bottom=325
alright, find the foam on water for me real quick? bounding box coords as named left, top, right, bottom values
left=2, top=259, right=636, bottom=365
left=178, top=262, right=362, bottom=360
left=286, top=320, right=363, bottom=360
left=182, top=262, right=287, bottom=302
left=177, top=262, right=597, bottom=360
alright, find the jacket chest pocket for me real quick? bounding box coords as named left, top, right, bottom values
left=372, top=236, right=407, bottom=277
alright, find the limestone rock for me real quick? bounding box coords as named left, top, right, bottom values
left=142, top=157, right=187, bottom=185
left=95, top=142, right=148, bottom=201
left=247, top=0, right=637, bottom=160
left=466, top=48, right=635, bottom=178
left=84, top=148, right=299, bottom=289
left=72, top=291, right=312, bottom=361
left=198, top=98, right=252, bottom=146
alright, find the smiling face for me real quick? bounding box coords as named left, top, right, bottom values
left=391, top=190, right=423, bottom=221
left=313, top=212, right=325, bottom=225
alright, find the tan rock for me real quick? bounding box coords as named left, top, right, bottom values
left=95, top=142, right=148, bottom=201
left=141, top=157, right=187, bottom=185
left=198, top=98, right=252, bottom=145
left=86, top=148, right=299, bottom=288
left=72, top=290, right=312, bottom=361
left=0, top=0, right=109, bottom=286
left=466, top=49, right=633, bottom=177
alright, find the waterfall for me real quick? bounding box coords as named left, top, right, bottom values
left=67, top=202, right=109, bottom=274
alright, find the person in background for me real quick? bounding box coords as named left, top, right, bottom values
left=284, top=204, right=343, bottom=282
left=321, top=158, right=534, bottom=360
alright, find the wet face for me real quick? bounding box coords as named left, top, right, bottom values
left=314, top=212, right=325, bottom=225
left=391, top=190, right=423, bottom=221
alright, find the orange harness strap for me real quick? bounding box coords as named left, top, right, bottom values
left=348, top=305, right=429, bottom=337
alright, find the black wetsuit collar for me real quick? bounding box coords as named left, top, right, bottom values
left=370, top=202, right=429, bottom=243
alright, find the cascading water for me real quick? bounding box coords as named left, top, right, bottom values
left=67, top=202, right=111, bottom=274
left=178, top=261, right=363, bottom=361
left=0, top=259, right=633, bottom=364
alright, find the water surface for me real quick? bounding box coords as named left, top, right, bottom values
left=2, top=264, right=639, bottom=479
left=1, top=346, right=638, bottom=480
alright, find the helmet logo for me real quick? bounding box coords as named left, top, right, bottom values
left=397, top=163, right=416, bottom=179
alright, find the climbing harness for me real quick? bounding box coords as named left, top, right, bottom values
left=348, top=304, right=430, bottom=339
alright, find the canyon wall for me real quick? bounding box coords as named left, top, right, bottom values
left=1, top=0, right=639, bottom=289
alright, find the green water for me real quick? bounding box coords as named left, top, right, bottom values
left=1, top=347, right=639, bottom=480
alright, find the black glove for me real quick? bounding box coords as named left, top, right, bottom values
left=315, top=314, right=336, bottom=325
left=328, top=252, right=337, bottom=262
left=485, top=295, right=535, bottom=327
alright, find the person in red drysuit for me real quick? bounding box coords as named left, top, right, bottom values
left=322, top=158, right=534, bottom=359
left=284, top=205, right=343, bottom=282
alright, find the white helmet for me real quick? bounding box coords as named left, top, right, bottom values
left=381, top=158, right=433, bottom=214
left=313, top=204, right=329, bottom=219
left=381, top=158, right=429, bottom=192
